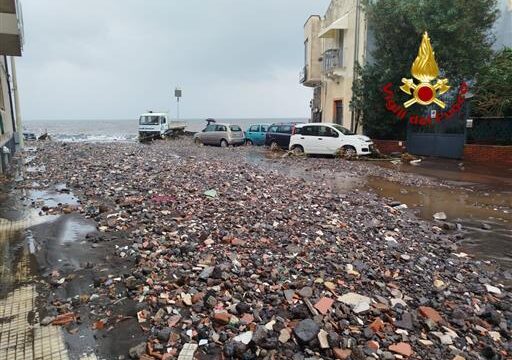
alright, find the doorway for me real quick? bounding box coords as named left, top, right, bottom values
left=334, top=100, right=343, bottom=125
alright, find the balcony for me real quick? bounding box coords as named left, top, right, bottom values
left=300, top=65, right=321, bottom=87
left=0, top=0, right=24, bottom=56
left=322, top=48, right=344, bottom=74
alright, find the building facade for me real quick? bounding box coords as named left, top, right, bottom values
left=494, top=0, right=512, bottom=49
left=0, top=0, right=24, bottom=173
left=301, top=0, right=370, bottom=132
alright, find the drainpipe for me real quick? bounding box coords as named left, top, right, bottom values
left=3, top=56, right=16, bottom=133
left=351, top=0, right=361, bottom=132
left=10, top=57, right=23, bottom=147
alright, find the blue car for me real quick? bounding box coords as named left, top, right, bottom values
left=245, top=123, right=271, bottom=145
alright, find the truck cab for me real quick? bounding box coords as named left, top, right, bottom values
left=139, top=112, right=186, bottom=141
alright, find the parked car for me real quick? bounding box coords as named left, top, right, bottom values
left=289, top=123, right=374, bottom=156
left=245, top=123, right=271, bottom=145
left=264, top=122, right=302, bottom=150
left=194, top=123, right=245, bottom=147
left=23, top=131, right=37, bottom=141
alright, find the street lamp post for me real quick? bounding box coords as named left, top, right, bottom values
left=175, top=87, right=182, bottom=120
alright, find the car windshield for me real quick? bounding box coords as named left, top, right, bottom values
left=332, top=124, right=355, bottom=135
left=230, top=125, right=242, bottom=132
left=139, top=116, right=161, bottom=125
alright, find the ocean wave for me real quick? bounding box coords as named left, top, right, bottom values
left=51, top=133, right=138, bottom=143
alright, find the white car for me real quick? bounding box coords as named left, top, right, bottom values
left=289, top=123, right=374, bottom=156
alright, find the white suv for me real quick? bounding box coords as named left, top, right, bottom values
left=289, top=123, right=374, bottom=156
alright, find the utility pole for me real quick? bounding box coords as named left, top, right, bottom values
left=10, top=57, right=23, bottom=147
left=174, top=87, right=182, bottom=120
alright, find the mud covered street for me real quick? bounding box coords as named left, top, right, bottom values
left=1, top=139, right=511, bottom=360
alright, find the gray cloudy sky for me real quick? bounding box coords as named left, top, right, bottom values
left=17, top=0, right=330, bottom=120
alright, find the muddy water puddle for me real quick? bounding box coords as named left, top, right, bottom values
left=248, top=151, right=512, bottom=268
left=59, top=217, right=96, bottom=243
left=25, top=184, right=79, bottom=208
left=365, top=176, right=512, bottom=268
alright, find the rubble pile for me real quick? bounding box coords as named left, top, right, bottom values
left=22, top=141, right=510, bottom=359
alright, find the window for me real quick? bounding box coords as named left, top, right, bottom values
left=139, top=116, right=160, bottom=125
left=304, top=38, right=309, bottom=65
left=249, top=125, right=259, bottom=132
left=278, top=125, right=292, bottom=134
left=204, top=124, right=216, bottom=132
left=268, top=126, right=278, bottom=133
left=0, top=79, right=4, bottom=110
left=216, top=125, right=227, bottom=131
left=230, top=125, right=242, bottom=132
left=261, top=125, right=268, bottom=132
left=318, top=126, right=339, bottom=137
left=301, top=126, right=317, bottom=136
left=332, top=124, right=354, bottom=135
left=160, top=116, right=166, bottom=124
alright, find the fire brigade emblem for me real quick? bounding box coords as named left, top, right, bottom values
left=400, top=32, right=450, bottom=108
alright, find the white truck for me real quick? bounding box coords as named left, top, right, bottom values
left=138, top=112, right=186, bottom=141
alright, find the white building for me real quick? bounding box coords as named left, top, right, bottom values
left=0, top=0, right=24, bottom=173
left=301, top=0, right=370, bottom=132
left=494, top=0, right=512, bottom=49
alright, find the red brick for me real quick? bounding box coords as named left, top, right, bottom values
left=214, top=312, right=231, bottom=324
left=389, top=342, right=413, bottom=357
left=418, top=306, right=443, bottom=323
left=333, top=348, right=352, bottom=359
left=314, top=297, right=334, bottom=315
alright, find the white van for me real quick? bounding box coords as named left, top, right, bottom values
left=289, top=123, right=374, bottom=156
left=138, top=112, right=186, bottom=140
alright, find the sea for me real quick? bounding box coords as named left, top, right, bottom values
left=23, top=118, right=308, bottom=142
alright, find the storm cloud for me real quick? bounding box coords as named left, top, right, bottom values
left=17, top=0, right=329, bottom=120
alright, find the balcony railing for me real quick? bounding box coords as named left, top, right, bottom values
left=299, top=66, right=307, bottom=83
left=322, top=48, right=343, bottom=73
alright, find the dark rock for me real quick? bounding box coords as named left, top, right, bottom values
left=293, top=319, right=320, bottom=343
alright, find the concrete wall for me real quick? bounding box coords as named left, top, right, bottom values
left=303, top=16, right=322, bottom=85
left=0, top=59, right=14, bottom=136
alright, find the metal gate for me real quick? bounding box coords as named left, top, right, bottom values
left=406, top=109, right=467, bottom=159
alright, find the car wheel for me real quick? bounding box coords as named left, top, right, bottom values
left=194, top=138, right=202, bottom=145
left=343, top=146, right=357, bottom=158
left=270, top=141, right=280, bottom=151
left=292, top=145, right=304, bottom=155
left=220, top=139, right=228, bottom=148
left=245, top=139, right=253, bottom=146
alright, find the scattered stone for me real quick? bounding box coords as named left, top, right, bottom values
left=129, top=343, right=147, bottom=359
left=433, top=212, right=447, bottom=220
left=177, top=343, right=198, bottom=360
left=293, top=319, right=320, bottom=343
left=389, top=342, right=413, bottom=357
left=484, top=284, right=501, bottom=295
left=333, top=348, right=352, bottom=360
left=314, top=297, right=334, bottom=315
left=279, top=328, right=291, bottom=343
left=318, top=329, right=329, bottom=349
left=418, top=306, right=443, bottom=323
left=233, top=331, right=253, bottom=345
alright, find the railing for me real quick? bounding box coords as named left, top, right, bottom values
left=466, top=117, right=512, bottom=145
left=322, top=48, right=343, bottom=73
left=299, top=66, right=307, bottom=83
